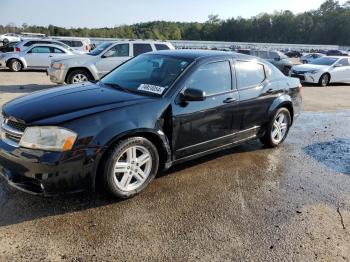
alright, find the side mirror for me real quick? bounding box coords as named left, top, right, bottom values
left=180, top=88, right=206, bottom=102
left=274, top=57, right=281, bottom=61
left=334, top=63, right=342, bottom=68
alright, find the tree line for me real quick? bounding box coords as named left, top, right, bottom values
left=1, top=0, right=350, bottom=45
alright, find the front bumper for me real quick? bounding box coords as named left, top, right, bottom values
left=0, top=139, right=96, bottom=196
left=47, top=67, right=67, bottom=84
left=290, top=72, right=319, bottom=84
left=0, top=59, right=7, bottom=68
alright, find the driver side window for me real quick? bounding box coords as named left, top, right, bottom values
left=185, top=61, right=232, bottom=96
left=103, top=44, right=129, bottom=58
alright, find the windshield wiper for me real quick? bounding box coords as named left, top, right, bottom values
left=103, top=82, right=135, bottom=94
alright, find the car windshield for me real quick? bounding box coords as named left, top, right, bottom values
left=88, top=42, right=113, bottom=56
left=101, top=54, right=192, bottom=96
left=310, top=57, right=338, bottom=65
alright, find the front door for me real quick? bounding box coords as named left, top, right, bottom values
left=25, top=46, right=51, bottom=68
left=331, top=58, right=350, bottom=82
left=95, top=43, right=131, bottom=78
left=172, top=60, right=239, bottom=159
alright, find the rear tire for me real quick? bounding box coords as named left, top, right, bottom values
left=259, top=108, right=291, bottom=148
left=66, top=69, right=92, bottom=84
left=8, top=59, right=22, bottom=72
left=103, top=137, right=159, bottom=199
left=318, top=73, right=330, bottom=87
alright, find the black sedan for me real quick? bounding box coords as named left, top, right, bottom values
left=0, top=50, right=302, bottom=198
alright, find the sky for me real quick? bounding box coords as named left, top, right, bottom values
left=0, top=0, right=347, bottom=28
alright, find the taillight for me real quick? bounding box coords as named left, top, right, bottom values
left=85, top=45, right=89, bottom=51
left=297, top=83, right=303, bottom=93
left=15, top=47, right=20, bottom=52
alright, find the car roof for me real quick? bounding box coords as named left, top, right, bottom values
left=146, top=49, right=257, bottom=61
left=326, top=56, right=346, bottom=59
left=23, top=43, right=70, bottom=50
left=105, top=40, right=172, bottom=45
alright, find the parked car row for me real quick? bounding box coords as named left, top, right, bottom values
left=236, top=49, right=293, bottom=75
left=48, top=40, right=175, bottom=84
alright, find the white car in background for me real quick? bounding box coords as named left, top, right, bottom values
left=52, top=37, right=91, bottom=53
left=290, top=56, right=350, bottom=86
left=0, top=33, right=21, bottom=44
left=48, top=40, right=175, bottom=84
left=0, top=44, right=76, bottom=71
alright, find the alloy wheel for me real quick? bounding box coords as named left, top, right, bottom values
left=72, top=73, right=88, bottom=83
left=271, top=112, right=288, bottom=144
left=12, top=61, right=21, bottom=71
left=321, top=74, right=329, bottom=87
left=113, top=145, right=152, bottom=192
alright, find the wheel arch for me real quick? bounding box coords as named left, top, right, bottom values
left=268, top=95, right=294, bottom=125
left=320, top=72, right=331, bottom=83
left=65, top=67, right=95, bottom=83
left=6, top=57, right=26, bottom=69
left=92, top=128, right=171, bottom=191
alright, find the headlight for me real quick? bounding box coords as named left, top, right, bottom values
left=53, top=63, right=64, bottom=69
left=19, top=127, right=77, bottom=152
left=309, top=70, right=319, bottom=74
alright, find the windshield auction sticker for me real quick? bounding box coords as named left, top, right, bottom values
left=138, top=84, right=165, bottom=95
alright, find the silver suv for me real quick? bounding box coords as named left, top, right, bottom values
left=48, top=40, right=175, bottom=84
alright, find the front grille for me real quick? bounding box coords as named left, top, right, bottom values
left=1, top=117, right=26, bottom=146
left=6, top=119, right=27, bottom=132
left=291, top=74, right=305, bottom=81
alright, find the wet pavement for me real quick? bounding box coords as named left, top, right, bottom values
left=0, top=110, right=349, bottom=261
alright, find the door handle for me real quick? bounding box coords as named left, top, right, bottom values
left=49, top=55, right=53, bottom=58
left=223, top=97, right=236, bottom=104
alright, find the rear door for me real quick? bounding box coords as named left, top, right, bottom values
left=234, top=60, right=275, bottom=140
left=172, top=60, right=239, bottom=159
left=95, top=43, right=131, bottom=77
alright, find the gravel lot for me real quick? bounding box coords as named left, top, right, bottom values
left=0, top=70, right=349, bottom=261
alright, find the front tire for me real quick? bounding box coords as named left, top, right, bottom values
left=282, top=66, right=291, bottom=75
left=8, top=59, right=22, bottom=72
left=319, top=73, right=330, bottom=87
left=259, top=108, right=291, bottom=148
left=103, top=137, right=159, bottom=199
left=66, top=69, right=92, bottom=84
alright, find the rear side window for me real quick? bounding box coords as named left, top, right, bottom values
left=53, top=48, right=65, bottom=53
left=235, top=61, right=266, bottom=89
left=155, top=44, right=170, bottom=51
left=186, top=61, right=232, bottom=96
left=61, top=40, right=83, bottom=47
left=133, top=44, right=152, bottom=56
left=257, top=51, right=268, bottom=59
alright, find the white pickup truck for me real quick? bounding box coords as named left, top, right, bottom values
left=47, top=40, right=175, bottom=84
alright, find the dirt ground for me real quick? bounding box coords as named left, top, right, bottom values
left=0, top=70, right=349, bottom=261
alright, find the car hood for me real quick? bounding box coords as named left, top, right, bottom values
left=292, top=64, right=329, bottom=72
left=51, top=54, right=96, bottom=65
left=2, top=82, right=155, bottom=124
